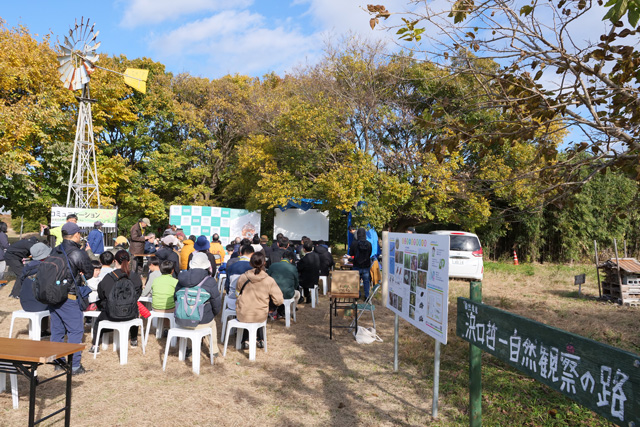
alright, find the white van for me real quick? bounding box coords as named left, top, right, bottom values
left=428, top=230, right=483, bottom=280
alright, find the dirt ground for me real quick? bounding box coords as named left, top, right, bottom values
left=0, top=263, right=633, bottom=426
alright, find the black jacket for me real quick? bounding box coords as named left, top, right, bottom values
left=155, top=247, right=180, bottom=277
left=5, top=237, right=39, bottom=260
left=96, top=269, right=143, bottom=312
left=349, top=231, right=372, bottom=269
left=314, top=245, right=334, bottom=276
left=19, top=260, right=48, bottom=312
left=297, top=251, right=320, bottom=288
left=175, top=269, right=221, bottom=325
left=59, top=239, right=95, bottom=294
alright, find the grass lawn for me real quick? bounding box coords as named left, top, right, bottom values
left=0, top=261, right=627, bottom=426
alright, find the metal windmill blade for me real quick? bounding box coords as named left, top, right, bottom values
left=56, top=18, right=99, bottom=91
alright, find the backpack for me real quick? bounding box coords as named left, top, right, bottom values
left=106, top=271, right=139, bottom=321
left=174, top=277, right=211, bottom=327
left=33, top=249, right=71, bottom=305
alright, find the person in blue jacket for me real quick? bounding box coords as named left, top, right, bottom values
left=87, top=221, right=105, bottom=256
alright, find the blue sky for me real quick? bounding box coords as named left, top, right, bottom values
left=1, top=0, right=405, bottom=78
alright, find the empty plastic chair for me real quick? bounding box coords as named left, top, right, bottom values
left=282, top=298, right=297, bottom=328
left=9, top=310, right=50, bottom=341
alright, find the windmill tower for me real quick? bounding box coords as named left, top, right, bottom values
left=57, top=18, right=148, bottom=208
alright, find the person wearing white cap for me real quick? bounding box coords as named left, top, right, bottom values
left=175, top=252, right=222, bottom=357
left=155, top=234, right=180, bottom=277
left=130, top=218, right=151, bottom=274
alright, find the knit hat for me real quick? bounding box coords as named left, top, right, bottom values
left=190, top=252, right=211, bottom=270
left=193, top=235, right=210, bottom=251
left=30, top=243, right=52, bottom=261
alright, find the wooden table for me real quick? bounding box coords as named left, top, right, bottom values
left=328, top=293, right=359, bottom=340
left=0, top=338, right=85, bottom=426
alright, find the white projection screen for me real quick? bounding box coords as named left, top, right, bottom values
left=274, top=208, right=329, bottom=241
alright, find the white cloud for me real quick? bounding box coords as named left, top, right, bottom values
left=120, top=0, right=253, bottom=28
left=149, top=9, right=320, bottom=77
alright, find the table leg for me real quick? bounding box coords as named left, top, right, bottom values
left=329, top=299, right=333, bottom=340
left=28, top=365, right=37, bottom=427
left=65, top=355, right=73, bottom=427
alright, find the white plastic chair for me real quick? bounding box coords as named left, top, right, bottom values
left=9, top=310, right=50, bottom=341
left=310, top=285, right=319, bottom=308
left=0, top=362, right=19, bottom=409
left=138, top=296, right=152, bottom=303
left=93, top=318, right=145, bottom=365
left=162, top=327, right=214, bottom=375
left=282, top=298, right=297, bottom=328
left=82, top=310, right=101, bottom=340
left=219, top=294, right=236, bottom=343
left=319, top=276, right=328, bottom=295
left=222, top=319, right=267, bottom=361
left=144, top=311, right=176, bottom=347
left=217, top=273, right=226, bottom=294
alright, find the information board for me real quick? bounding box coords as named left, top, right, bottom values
left=386, top=233, right=450, bottom=343
left=51, top=207, right=118, bottom=228
left=457, top=297, right=640, bottom=425
left=169, top=205, right=260, bottom=246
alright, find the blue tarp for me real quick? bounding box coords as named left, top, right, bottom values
left=277, top=198, right=325, bottom=212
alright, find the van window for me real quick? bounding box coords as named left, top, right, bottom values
left=450, top=235, right=480, bottom=251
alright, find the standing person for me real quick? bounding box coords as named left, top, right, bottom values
left=90, top=250, right=143, bottom=352
left=251, top=234, right=264, bottom=254
left=297, top=239, right=320, bottom=304
left=87, top=221, right=105, bottom=257
left=267, top=250, right=300, bottom=318
left=175, top=253, right=221, bottom=357
left=209, top=233, right=225, bottom=267
left=315, top=241, right=334, bottom=276
left=236, top=252, right=283, bottom=348
left=155, top=235, right=180, bottom=277
left=260, top=235, right=271, bottom=259
left=130, top=217, right=150, bottom=274
left=0, top=221, right=9, bottom=280
left=47, top=214, right=78, bottom=247
left=349, top=227, right=373, bottom=300
left=50, top=222, right=94, bottom=375
left=6, top=236, right=39, bottom=299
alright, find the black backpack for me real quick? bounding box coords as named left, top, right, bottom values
left=106, top=271, right=138, bottom=321
left=33, top=249, right=71, bottom=305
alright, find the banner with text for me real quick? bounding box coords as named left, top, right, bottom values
left=386, top=233, right=450, bottom=344
left=51, top=207, right=118, bottom=228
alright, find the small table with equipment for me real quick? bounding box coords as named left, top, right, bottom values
left=0, top=338, right=85, bottom=426
left=327, top=270, right=362, bottom=340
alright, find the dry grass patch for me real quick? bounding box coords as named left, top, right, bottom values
left=0, top=261, right=630, bottom=426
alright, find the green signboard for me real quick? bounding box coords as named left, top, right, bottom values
left=456, top=297, right=640, bottom=425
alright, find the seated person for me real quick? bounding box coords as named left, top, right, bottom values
left=266, top=249, right=300, bottom=319
left=90, top=250, right=143, bottom=353
left=152, top=260, right=179, bottom=313
left=297, top=239, right=320, bottom=304
left=85, top=260, right=104, bottom=302
left=144, top=233, right=158, bottom=254
left=155, top=235, right=180, bottom=277
left=236, top=252, right=283, bottom=348
left=224, top=245, right=254, bottom=310
left=175, top=253, right=221, bottom=356
left=141, top=258, right=160, bottom=297
left=97, top=251, right=115, bottom=279
left=18, top=242, right=52, bottom=335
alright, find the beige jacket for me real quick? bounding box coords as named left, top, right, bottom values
left=236, top=269, right=284, bottom=323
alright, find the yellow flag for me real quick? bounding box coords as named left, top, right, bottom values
left=123, top=68, right=149, bottom=93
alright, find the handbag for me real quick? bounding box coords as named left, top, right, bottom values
left=354, top=326, right=383, bottom=344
